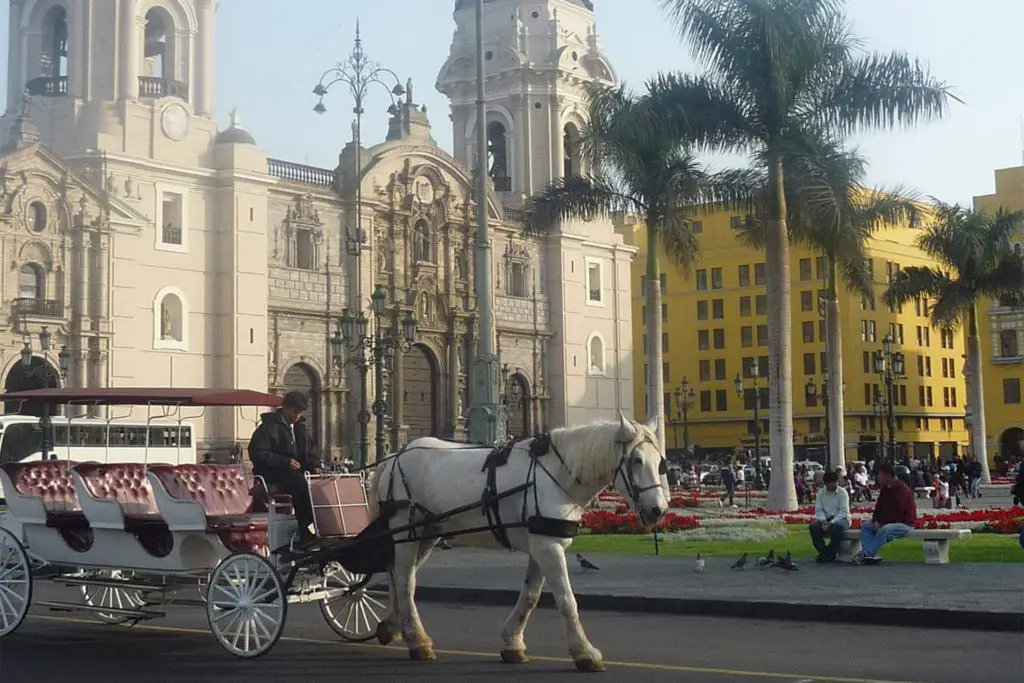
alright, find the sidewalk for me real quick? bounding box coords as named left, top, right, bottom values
left=412, top=548, right=1024, bottom=632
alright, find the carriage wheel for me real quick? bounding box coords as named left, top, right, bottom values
left=80, top=570, right=147, bottom=625
left=319, top=562, right=390, bottom=643
left=206, top=552, right=286, bottom=659
left=0, top=528, right=32, bottom=637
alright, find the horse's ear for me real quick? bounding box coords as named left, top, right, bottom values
left=617, top=410, right=637, bottom=442
left=643, top=414, right=659, bottom=433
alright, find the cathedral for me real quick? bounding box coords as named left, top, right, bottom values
left=0, top=0, right=635, bottom=462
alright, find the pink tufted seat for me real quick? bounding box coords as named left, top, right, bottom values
left=149, top=464, right=267, bottom=553
left=73, top=463, right=174, bottom=557
left=1, top=460, right=94, bottom=551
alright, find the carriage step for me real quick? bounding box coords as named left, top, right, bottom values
left=35, top=601, right=165, bottom=620
left=54, top=576, right=173, bottom=594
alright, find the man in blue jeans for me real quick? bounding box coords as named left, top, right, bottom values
left=809, top=470, right=851, bottom=562
left=854, top=462, right=917, bottom=565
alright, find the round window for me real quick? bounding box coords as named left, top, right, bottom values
left=531, top=10, right=539, bottom=19
left=571, top=51, right=579, bottom=62
left=485, top=50, right=494, bottom=60
left=28, top=202, right=47, bottom=233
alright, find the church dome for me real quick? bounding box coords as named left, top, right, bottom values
left=214, top=109, right=257, bottom=146
left=455, top=0, right=593, bottom=10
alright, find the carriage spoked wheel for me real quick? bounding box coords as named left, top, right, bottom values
left=79, top=570, right=148, bottom=625
left=206, top=552, right=286, bottom=659
left=0, top=528, right=31, bottom=637
left=319, top=562, right=391, bottom=643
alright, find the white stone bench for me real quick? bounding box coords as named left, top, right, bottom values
left=913, top=486, right=935, bottom=499
left=838, top=527, right=971, bottom=565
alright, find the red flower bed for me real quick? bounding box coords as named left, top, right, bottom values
left=582, top=510, right=700, bottom=535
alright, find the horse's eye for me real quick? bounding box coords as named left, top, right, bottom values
left=632, top=455, right=643, bottom=467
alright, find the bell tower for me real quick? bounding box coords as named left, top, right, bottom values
left=4, top=0, right=219, bottom=158
left=436, top=0, right=616, bottom=206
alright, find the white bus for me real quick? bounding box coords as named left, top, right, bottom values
left=0, top=414, right=197, bottom=501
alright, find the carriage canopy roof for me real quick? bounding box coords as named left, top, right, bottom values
left=0, top=388, right=283, bottom=407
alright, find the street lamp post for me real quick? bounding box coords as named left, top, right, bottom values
left=673, top=377, right=695, bottom=462
left=19, top=326, right=70, bottom=460
left=312, top=24, right=406, bottom=301
left=331, top=285, right=418, bottom=468
left=735, top=364, right=764, bottom=489
left=873, top=334, right=905, bottom=465
left=872, top=389, right=886, bottom=464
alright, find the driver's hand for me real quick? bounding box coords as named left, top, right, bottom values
left=288, top=459, right=302, bottom=470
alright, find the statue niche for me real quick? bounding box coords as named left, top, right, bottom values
left=412, top=219, right=433, bottom=264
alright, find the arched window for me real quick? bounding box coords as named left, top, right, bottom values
left=18, top=264, right=43, bottom=300
left=29, top=202, right=47, bottom=233
left=144, top=8, right=175, bottom=81
left=563, top=123, right=582, bottom=178
left=587, top=333, right=606, bottom=375
left=487, top=121, right=511, bottom=191
left=154, top=287, right=188, bottom=350
left=413, top=220, right=432, bottom=263
left=1000, top=329, right=1019, bottom=358
left=42, top=6, right=69, bottom=80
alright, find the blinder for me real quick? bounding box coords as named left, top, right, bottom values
left=612, top=432, right=668, bottom=523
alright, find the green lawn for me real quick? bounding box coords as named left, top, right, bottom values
left=572, top=526, right=1024, bottom=563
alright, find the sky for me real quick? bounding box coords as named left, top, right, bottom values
left=2, top=0, right=1023, bottom=206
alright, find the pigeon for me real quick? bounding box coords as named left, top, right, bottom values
left=774, top=550, right=799, bottom=572
left=576, top=553, right=600, bottom=571
left=694, top=552, right=705, bottom=573
left=756, top=549, right=775, bottom=568
left=731, top=552, right=748, bottom=570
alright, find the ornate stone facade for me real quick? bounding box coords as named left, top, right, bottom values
left=0, top=0, right=636, bottom=462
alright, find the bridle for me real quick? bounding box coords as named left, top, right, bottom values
left=612, top=434, right=668, bottom=524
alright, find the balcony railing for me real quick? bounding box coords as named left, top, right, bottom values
left=25, top=76, right=68, bottom=97
left=14, top=298, right=63, bottom=318
left=267, top=159, right=335, bottom=188
left=162, top=224, right=182, bottom=245
left=504, top=208, right=527, bottom=225
left=138, top=77, right=189, bottom=100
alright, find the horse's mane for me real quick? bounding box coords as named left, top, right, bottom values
left=547, top=419, right=646, bottom=488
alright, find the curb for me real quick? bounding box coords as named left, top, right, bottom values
left=413, top=585, right=1024, bottom=633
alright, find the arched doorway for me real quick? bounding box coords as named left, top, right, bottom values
left=4, top=358, right=62, bottom=417
left=283, top=364, right=320, bottom=445
left=999, top=427, right=1024, bottom=460
left=506, top=373, right=530, bottom=438
left=402, top=344, right=438, bottom=440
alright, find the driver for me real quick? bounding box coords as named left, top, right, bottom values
left=248, top=391, right=322, bottom=547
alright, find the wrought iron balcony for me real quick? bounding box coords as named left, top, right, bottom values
left=138, top=76, right=189, bottom=100
left=13, top=298, right=63, bottom=319
left=25, top=76, right=68, bottom=97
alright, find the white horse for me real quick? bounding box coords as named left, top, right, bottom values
left=367, top=412, right=668, bottom=672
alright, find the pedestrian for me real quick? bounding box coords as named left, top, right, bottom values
left=853, top=462, right=917, bottom=565
left=967, top=457, right=983, bottom=498
left=719, top=460, right=737, bottom=508
left=809, top=470, right=851, bottom=562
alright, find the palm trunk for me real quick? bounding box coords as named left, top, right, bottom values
left=764, top=153, right=797, bottom=511
left=645, top=228, right=666, bottom=455
left=826, top=256, right=845, bottom=472
left=967, top=305, right=991, bottom=484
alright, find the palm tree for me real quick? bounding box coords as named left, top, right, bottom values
left=882, top=203, right=1024, bottom=484
left=740, top=137, right=922, bottom=473
left=642, top=0, right=958, bottom=509
left=523, top=83, right=760, bottom=455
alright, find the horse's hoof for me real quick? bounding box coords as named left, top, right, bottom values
left=376, top=622, right=395, bottom=646
left=574, top=658, right=606, bottom=673
left=409, top=646, right=437, bottom=661
left=500, top=649, right=530, bottom=664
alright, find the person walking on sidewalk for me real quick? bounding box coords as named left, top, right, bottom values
left=853, top=462, right=917, bottom=565
left=967, top=457, right=983, bottom=499
left=719, top=460, right=737, bottom=508
left=809, top=470, right=851, bottom=562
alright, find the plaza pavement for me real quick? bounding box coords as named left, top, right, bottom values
left=413, top=546, right=1024, bottom=632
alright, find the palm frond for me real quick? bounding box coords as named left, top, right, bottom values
left=881, top=265, right=953, bottom=310
left=521, top=175, right=639, bottom=235
left=655, top=213, right=701, bottom=276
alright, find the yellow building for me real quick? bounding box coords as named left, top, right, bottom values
left=973, top=165, right=1024, bottom=467
left=617, top=207, right=969, bottom=465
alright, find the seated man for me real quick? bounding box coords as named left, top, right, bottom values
left=809, top=470, right=851, bottom=562
left=854, top=462, right=917, bottom=565
left=248, top=391, right=322, bottom=547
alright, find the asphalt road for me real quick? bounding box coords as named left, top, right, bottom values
left=2, top=584, right=1020, bottom=682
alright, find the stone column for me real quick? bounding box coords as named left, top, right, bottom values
left=119, top=0, right=140, bottom=100
left=196, top=0, right=215, bottom=116
left=549, top=95, right=562, bottom=184
left=447, top=332, right=460, bottom=435
left=391, top=334, right=405, bottom=449
left=520, top=93, right=533, bottom=195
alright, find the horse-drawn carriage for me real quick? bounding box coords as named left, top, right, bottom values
left=0, top=387, right=389, bottom=658
left=0, top=386, right=670, bottom=672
